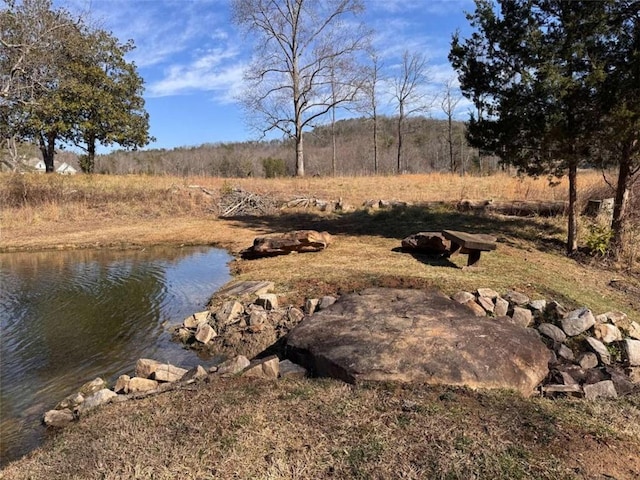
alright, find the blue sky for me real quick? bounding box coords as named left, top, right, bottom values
left=62, top=0, right=476, bottom=151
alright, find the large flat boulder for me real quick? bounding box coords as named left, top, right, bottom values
left=286, top=288, right=551, bottom=396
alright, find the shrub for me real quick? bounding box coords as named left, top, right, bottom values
left=262, top=157, right=287, bottom=178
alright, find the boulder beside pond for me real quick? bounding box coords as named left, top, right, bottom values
left=286, top=288, right=552, bottom=396
left=241, top=230, right=333, bottom=259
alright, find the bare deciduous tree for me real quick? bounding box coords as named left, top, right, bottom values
left=232, top=0, right=369, bottom=176
left=391, top=50, right=429, bottom=174
left=356, top=49, right=383, bottom=174
left=440, top=77, right=463, bottom=173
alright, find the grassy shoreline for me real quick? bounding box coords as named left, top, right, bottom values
left=2, top=172, right=640, bottom=479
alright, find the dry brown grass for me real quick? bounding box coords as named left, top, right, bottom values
left=2, top=379, right=639, bottom=479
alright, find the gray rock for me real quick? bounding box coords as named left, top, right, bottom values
left=504, top=290, right=530, bottom=306
left=217, top=355, right=250, bottom=377
left=511, top=307, right=533, bottom=328
left=583, top=380, right=617, bottom=400
left=559, top=371, right=578, bottom=385
left=494, top=297, right=509, bottom=317
left=43, top=408, right=75, bottom=427
left=113, top=375, right=131, bottom=394
left=476, top=288, right=500, bottom=300
left=256, top=294, right=279, bottom=311
left=452, top=291, right=475, bottom=304
left=128, top=377, right=158, bottom=394
left=153, top=364, right=188, bottom=383
left=545, top=300, right=568, bottom=321
left=182, top=365, right=208, bottom=381
left=135, top=359, right=160, bottom=379
left=585, top=337, right=611, bottom=365
left=622, top=339, right=640, bottom=366
left=593, top=323, right=623, bottom=344
left=528, top=299, right=547, bottom=314
left=279, top=359, right=307, bottom=379
left=556, top=344, right=575, bottom=361
left=183, top=311, right=210, bottom=329
left=216, top=300, right=244, bottom=325
left=578, top=352, right=599, bottom=370
left=79, top=377, right=107, bottom=396
left=249, top=309, right=268, bottom=326
left=477, top=296, right=494, bottom=314
left=287, top=307, right=305, bottom=324
left=630, top=321, right=640, bottom=340
left=538, top=323, right=567, bottom=343
left=174, top=327, right=193, bottom=343
left=304, top=298, right=319, bottom=314
left=55, top=392, right=84, bottom=411
left=401, top=232, right=451, bottom=254
left=463, top=299, right=487, bottom=317
left=561, top=308, right=596, bottom=336
left=628, top=367, right=640, bottom=384
left=318, top=296, right=337, bottom=310
left=595, top=313, right=608, bottom=324
left=81, top=389, right=117, bottom=411
left=242, top=355, right=280, bottom=379
left=195, top=323, right=216, bottom=344
left=214, top=280, right=275, bottom=299
left=286, top=288, right=551, bottom=396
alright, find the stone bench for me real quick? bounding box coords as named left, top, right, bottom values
left=442, top=230, right=497, bottom=267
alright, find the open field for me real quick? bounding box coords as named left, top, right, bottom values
left=1, top=171, right=640, bottom=479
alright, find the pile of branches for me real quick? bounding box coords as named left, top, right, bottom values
left=218, top=187, right=279, bottom=217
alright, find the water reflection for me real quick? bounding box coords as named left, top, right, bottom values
left=0, top=247, right=231, bottom=465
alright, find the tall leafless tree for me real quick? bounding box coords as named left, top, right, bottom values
left=232, top=0, right=369, bottom=176
left=440, top=77, right=463, bottom=173
left=355, top=50, right=383, bottom=174
left=391, top=50, right=429, bottom=173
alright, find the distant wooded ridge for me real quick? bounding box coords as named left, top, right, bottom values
left=88, top=116, right=497, bottom=177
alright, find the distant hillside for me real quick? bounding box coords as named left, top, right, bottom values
left=94, top=116, right=500, bottom=177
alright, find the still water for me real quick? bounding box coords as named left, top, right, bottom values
left=0, top=246, right=232, bottom=466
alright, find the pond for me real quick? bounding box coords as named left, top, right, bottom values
left=0, top=246, right=232, bottom=466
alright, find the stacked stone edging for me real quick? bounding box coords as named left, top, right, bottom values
left=452, top=288, right=640, bottom=399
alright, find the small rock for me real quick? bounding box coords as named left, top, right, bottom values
left=604, top=366, right=636, bottom=396
left=43, top=409, right=75, bottom=427
left=595, top=313, right=608, bottom=324
left=511, top=307, right=533, bottom=328
left=622, top=339, right=640, bottom=366
left=463, top=299, right=486, bottom=317
left=249, top=310, right=268, bottom=326
left=256, top=294, right=279, bottom=311
left=494, top=297, right=509, bottom=317
left=578, top=352, right=599, bottom=370
left=538, top=323, right=567, bottom=343
left=561, top=308, right=596, bottom=336
left=545, top=300, right=568, bottom=321
left=556, top=344, right=575, bottom=361
left=452, top=291, right=475, bottom=304
left=528, top=299, right=547, bottom=314
left=318, top=296, right=337, bottom=310
left=135, top=358, right=160, bottom=379
left=183, top=311, right=210, bottom=329
left=287, top=307, right=305, bottom=324
left=113, top=375, right=131, bottom=394
left=304, top=298, right=319, bottom=314
left=217, top=355, right=251, bottom=377
left=242, top=356, right=280, bottom=379
left=81, top=389, right=117, bottom=411
left=629, top=321, right=640, bottom=340
left=583, top=380, right=617, bottom=400
left=182, top=365, right=208, bottom=381
left=593, top=323, right=623, bottom=344
left=504, top=290, right=530, bottom=306
left=79, top=377, right=107, bottom=396
left=55, top=392, right=84, bottom=411
left=585, top=337, right=611, bottom=365
left=477, top=296, right=494, bottom=314
left=128, top=377, right=159, bottom=394
left=604, top=310, right=628, bottom=327
left=195, top=323, right=216, bottom=344
left=215, top=301, right=244, bottom=326
left=279, top=359, right=307, bottom=379
left=476, top=288, right=500, bottom=299
left=153, top=364, right=188, bottom=383
left=560, top=371, right=578, bottom=385
left=628, top=367, right=640, bottom=383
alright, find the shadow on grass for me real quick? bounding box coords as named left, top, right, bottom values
left=224, top=204, right=566, bottom=254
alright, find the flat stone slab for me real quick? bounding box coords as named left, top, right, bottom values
left=286, top=288, right=551, bottom=396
